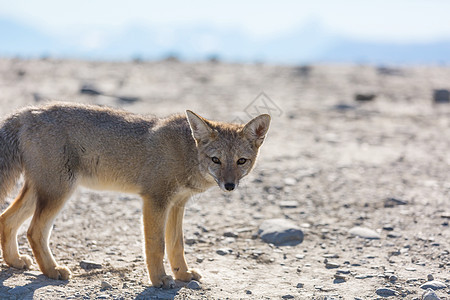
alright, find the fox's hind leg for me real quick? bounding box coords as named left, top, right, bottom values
left=0, top=182, right=35, bottom=269
left=27, top=189, right=73, bottom=280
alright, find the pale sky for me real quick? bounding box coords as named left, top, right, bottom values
left=1, top=0, right=450, bottom=43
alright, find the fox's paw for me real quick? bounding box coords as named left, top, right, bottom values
left=175, top=269, right=202, bottom=282
left=7, top=254, right=33, bottom=270
left=152, top=275, right=176, bottom=289
left=45, top=265, right=72, bottom=280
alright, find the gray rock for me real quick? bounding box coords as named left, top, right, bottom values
left=279, top=200, right=299, bottom=208
left=296, top=282, right=304, bottom=288
left=355, top=93, right=376, bottom=102
left=420, top=280, right=447, bottom=290
left=186, top=280, right=201, bottom=290
left=334, top=273, right=347, bottom=280
left=80, top=260, right=102, bottom=270
left=216, top=248, right=232, bottom=255
left=223, top=231, right=238, bottom=238
left=422, top=288, right=441, bottom=300
left=325, top=262, right=340, bottom=269
left=384, top=197, right=408, bottom=207
left=258, top=218, right=304, bottom=246
left=282, top=295, right=295, bottom=299
left=349, top=227, right=380, bottom=239
left=427, top=274, right=434, bottom=281
left=245, top=290, right=252, bottom=294
left=376, top=288, right=397, bottom=297
left=9, top=286, right=29, bottom=295
left=433, top=89, right=450, bottom=103
left=101, top=281, right=112, bottom=290
left=389, top=275, right=398, bottom=282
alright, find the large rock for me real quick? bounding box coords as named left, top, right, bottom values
left=422, top=288, right=441, bottom=300
left=420, top=280, right=447, bottom=290
left=258, top=218, right=304, bottom=246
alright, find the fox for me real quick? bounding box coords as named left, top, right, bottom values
left=0, top=102, right=270, bottom=289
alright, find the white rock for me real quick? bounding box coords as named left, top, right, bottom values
left=420, top=280, right=447, bottom=290
left=283, top=177, right=297, bottom=186
left=348, top=227, right=380, bottom=239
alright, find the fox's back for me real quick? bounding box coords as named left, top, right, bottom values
left=13, top=103, right=195, bottom=193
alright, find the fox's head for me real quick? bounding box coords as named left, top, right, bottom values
left=186, top=110, right=270, bottom=192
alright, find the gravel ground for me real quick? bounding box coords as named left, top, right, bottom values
left=0, top=58, right=449, bottom=299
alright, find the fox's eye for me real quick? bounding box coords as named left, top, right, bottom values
left=211, top=157, right=221, bottom=164
left=237, top=158, right=247, bottom=165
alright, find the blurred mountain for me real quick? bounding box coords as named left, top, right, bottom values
left=1, top=17, right=449, bottom=64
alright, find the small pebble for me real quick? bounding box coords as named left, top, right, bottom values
left=101, top=281, right=112, bottom=290
left=376, top=288, right=397, bottom=297
left=223, top=231, right=238, bottom=238
left=295, top=254, right=305, bottom=259
left=282, top=294, right=295, bottom=299
left=283, top=178, right=296, bottom=186
left=334, top=273, right=346, bottom=280
left=355, top=274, right=374, bottom=279
left=245, top=290, right=252, bottom=295
left=196, top=256, right=204, bottom=263
left=296, top=283, right=304, bottom=288
left=186, top=280, right=202, bottom=290
left=325, top=262, right=340, bottom=269
left=216, top=248, right=232, bottom=255
left=427, top=274, right=434, bottom=281
left=323, top=254, right=339, bottom=258
left=389, top=275, right=398, bottom=282
left=348, top=227, right=380, bottom=239
left=279, top=201, right=299, bottom=208
left=405, top=267, right=417, bottom=271
left=80, top=260, right=102, bottom=270
left=382, top=225, right=394, bottom=231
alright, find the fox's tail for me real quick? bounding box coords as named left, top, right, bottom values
left=0, top=114, right=23, bottom=204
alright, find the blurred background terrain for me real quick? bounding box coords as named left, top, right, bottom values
left=1, top=0, right=450, bottom=64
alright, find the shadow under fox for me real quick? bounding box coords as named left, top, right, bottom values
left=0, top=103, right=270, bottom=288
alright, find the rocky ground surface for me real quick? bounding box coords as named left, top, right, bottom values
left=0, top=58, right=449, bottom=299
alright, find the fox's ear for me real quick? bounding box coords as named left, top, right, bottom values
left=186, top=110, right=216, bottom=144
left=241, top=114, right=271, bottom=147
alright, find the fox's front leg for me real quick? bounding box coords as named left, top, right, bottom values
left=142, top=198, right=175, bottom=289
left=165, top=203, right=201, bottom=282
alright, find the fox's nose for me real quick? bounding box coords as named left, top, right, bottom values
left=224, top=183, right=235, bottom=191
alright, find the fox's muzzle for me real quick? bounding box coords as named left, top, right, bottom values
left=224, top=182, right=235, bottom=191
